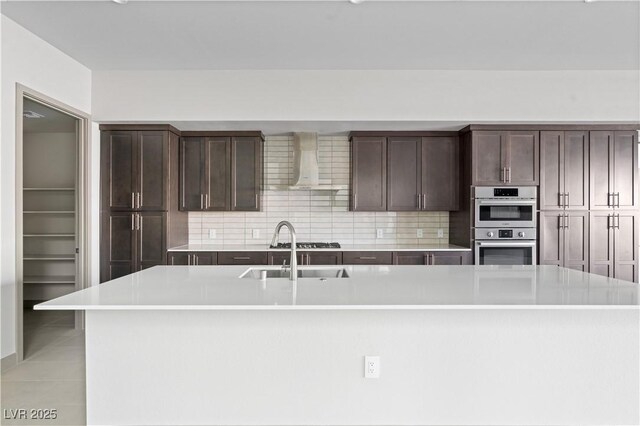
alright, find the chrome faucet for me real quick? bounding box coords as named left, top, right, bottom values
left=271, top=221, right=297, bottom=281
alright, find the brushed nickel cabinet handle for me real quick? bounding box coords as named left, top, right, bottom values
left=558, top=215, right=563, bottom=229
left=233, top=256, right=251, bottom=260
left=417, top=194, right=421, bottom=210
left=131, top=193, right=135, bottom=209
left=194, top=255, right=199, bottom=265
left=353, top=192, right=357, bottom=210
left=558, top=193, right=563, bottom=208
left=607, top=215, right=612, bottom=229
left=565, top=192, right=569, bottom=208
left=506, top=167, right=511, bottom=183
left=500, top=168, right=504, bottom=183
left=615, top=213, right=620, bottom=229
left=422, top=194, right=426, bottom=210
left=131, top=213, right=135, bottom=231
left=358, top=256, right=377, bottom=260
left=615, top=192, right=620, bottom=208
left=205, top=194, right=209, bottom=209
left=608, top=193, right=613, bottom=207
left=137, top=192, right=141, bottom=209
left=564, top=214, right=569, bottom=229
left=200, top=194, right=204, bottom=210
left=136, top=213, right=141, bottom=231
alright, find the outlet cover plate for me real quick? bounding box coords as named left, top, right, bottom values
left=365, top=356, right=380, bottom=379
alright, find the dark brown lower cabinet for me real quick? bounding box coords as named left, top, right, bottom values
left=269, top=251, right=342, bottom=266
left=343, top=252, right=393, bottom=265
left=167, top=252, right=217, bottom=265
left=101, top=211, right=167, bottom=282
left=589, top=211, right=639, bottom=282
left=217, top=251, right=268, bottom=265
left=539, top=211, right=589, bottom=272
left=393, top=251, right=472, bottom=265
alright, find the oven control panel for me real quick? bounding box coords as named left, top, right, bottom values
left=475, top=228, right=536, bottom=240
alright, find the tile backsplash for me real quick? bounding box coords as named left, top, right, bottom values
left=188, top=135, right=449, bottom=246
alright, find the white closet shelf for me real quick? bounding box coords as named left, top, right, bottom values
left=23, top=211, right=75, bottom=214
left=24, top=254, right=75, bottom=261
left=23, top=188, right=75, bottom=191
left=24, top=234, right=75, bottom=238
left=23, top=275, right=75, bottom=284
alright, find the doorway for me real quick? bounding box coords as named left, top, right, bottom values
left=16, top=85, right=92, bottom=361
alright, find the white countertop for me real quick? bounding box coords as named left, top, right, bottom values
left=36, top=265, right=639, bottom=311
left=167, top=243, right=471, bottom=252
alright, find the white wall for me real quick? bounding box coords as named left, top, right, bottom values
left=1, top=16, right=92, bottom=359
left=92, top=70, right=640, bottom=123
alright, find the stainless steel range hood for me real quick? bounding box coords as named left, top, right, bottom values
left=284, top=133, right=346, bottom=191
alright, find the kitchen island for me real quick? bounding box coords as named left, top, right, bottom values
left=36, top=265, right=639, bottom=426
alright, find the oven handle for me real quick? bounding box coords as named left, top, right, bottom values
left=475, top=241, right=536, bottom=247
left=475, top=199, right=536, bottom=205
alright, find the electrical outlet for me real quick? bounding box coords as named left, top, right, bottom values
left=364, top=356, right=380, bottom=379
left=252, top=229, right=260, bottom=239
left=437, top=229, right=444, bottom=238
left=376, top=229, right=384, bottom=239
left=416, top=229, right=423, bottom=238
left=208, top=229, right=217, bottom=239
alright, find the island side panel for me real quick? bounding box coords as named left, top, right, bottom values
left=85, top=309, right=639, bottom=426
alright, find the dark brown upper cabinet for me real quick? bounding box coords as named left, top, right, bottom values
left=101, top=130, right=170, bottom=211
left=590, top=131, right=638, bottom=210
left=540, top=131, right=589, bottom=210
left=387, top=137, right=421, bottom=211
left=470, top=130, right=539, bottom=186
left=350, top=136, right=387, bottom=211
left=351, top=132, right=459, bottom=212
left=231, top=137, right=262, bottom=211
left=179, top=132, right=263, bottom=212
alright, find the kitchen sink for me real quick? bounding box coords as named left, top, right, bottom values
left=239, top=267, right=350, bottom=279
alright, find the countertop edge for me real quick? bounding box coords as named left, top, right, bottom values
left=34, top=305, right=640, bottom=311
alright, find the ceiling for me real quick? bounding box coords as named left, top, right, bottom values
left=2, top=1, right=639, bottom=71
left=23, top=98, right=78, bottom=133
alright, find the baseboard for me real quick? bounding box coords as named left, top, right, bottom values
left=1, top=353, right=17, bottom=373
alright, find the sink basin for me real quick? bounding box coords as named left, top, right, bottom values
left=239, top=267, right=350, bottom=279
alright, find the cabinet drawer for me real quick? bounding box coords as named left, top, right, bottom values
left=343, top=251, right=392, bottom=265
left=217, top=251, right=268, bottom=265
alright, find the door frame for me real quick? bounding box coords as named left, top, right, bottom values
left=15, top=84, right=93, bottom=362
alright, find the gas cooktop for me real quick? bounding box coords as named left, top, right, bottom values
left=270, top=242, right=341, bottom=249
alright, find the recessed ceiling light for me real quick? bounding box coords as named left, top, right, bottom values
left=349, top=0, right=365, bottom=4
left=113, top=0, right=128, bottom=4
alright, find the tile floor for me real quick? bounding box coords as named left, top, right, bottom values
left=1, top=309, right=86, bottom=425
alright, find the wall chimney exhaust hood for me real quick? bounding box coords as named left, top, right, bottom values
left=269, top=132, right=346, bottom=191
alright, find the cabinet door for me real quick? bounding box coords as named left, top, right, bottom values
left=589, top=131, right=614, bottom=210
left=351, top=137, right=387, bottom=211
left=613, top=131, right=638, bottom=209
left=422, top=136, right=459, bottom=211
left=180, top=137, right=206, bottom=211
left=563, top=132, right=589, bottom=210
left=506, top=131, right=539, bottom=185
left=269, top=252, right=303, bottom=266
left=343, top=251, right=393, bottom=265
left=138, top=131, right=167, bottom=211
left=205, top=137, right=230, bottom=211
left=102, top=131, right=137, bottom=210
left=564, top=212, right=589, bottom=272
left=392, top=252, right=428, bottom=265
left=430, top=251, right=472, bottom=265
left=303, top=252, right=342, bottom=265
left=589, top=212, right=615, bottom=278
left=193, top=252, right=217, bottom=265
left=387, top=137, right=421, bottom=211
left=231, top=137, right=262, bottom=211
left=218, top=251, right=268, bottom=265
left=539, top=212, right=563, bottom=266
left=101, top=212, right=136, bottom=282
left=167, top=252, right=190, bottom=265
left=540, top=132, right=564, bottom=210
left=472, top=131, right=506, bottom=185
left=138, top=212, right=167, bottom=270
left=614, top=212, right=638, bottom=282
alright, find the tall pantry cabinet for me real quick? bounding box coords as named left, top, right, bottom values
left=100, top=125, right=187, bottom=282
left=539, top=128, right=639, bottom=282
